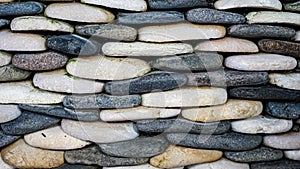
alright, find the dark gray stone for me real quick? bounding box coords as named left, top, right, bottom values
left=99, top=136, right=169, bottom=158
left=105, top=71, right=187, bottom=95
left=228, top=24, right=296, bottom=39
left=0, top=19, right=10, bottom=28
left=285, top=1, right=300, bottom=12
left=0, top=129, right=20, bottom=148
left=136, top=118, right=230, bottom=134
left=65, top=145, right=149, bottom=167
left=265, top=102, right=300, bottom=119
left=53, top=164, right=99, bottom=169
left=187, top=8, right=245, bottom=24
left=258, top=39, right=300, bottom=58
left=63, top=94, right=141, bottom=109
left=1, top=111, right=60, bottom=135
left=0, top=1, right=43, bottom=16
left=224, top=147, right=283, bottom=162
left=0, top=65, right=31, bottom=81
left=251, top=160, right=300, bottom=169
left=166, top=132, right=262, bottom=151
left=148, top=0, right=208, bottom=9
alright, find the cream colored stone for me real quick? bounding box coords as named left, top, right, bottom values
left=103, top=164, right=183, bottom=169
left=214, top=0, right=282, bottom=10
left=0, top=105, right=22, bottom=123
left=81, top=0, right=147, bottom=11
left=246, top=11, right=300, bottom=26
left=295, top=31, right=300, bottom=41
left=285, top=150, right=300, bottom=161
left=0, top=154, right=13, bottom=169
left=138, top=23, right=226, bottom=42
left=264, top=132, right=300, bottom=149
left=0, top=51, right=11, bottom=67
left=188, top=158, right=250, bottom=169
left=102, top=42, right=193, bottom=57
left=269, top=73, right=300, bottom=90
left=182, top=99, right=262, bottom=122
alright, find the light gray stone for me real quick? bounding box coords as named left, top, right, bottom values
left=264, top=132, right=300, bottom=149
left=0, top=51, right=11, bottom=67
left=214, top=0, right=282, bottom=10
left=269, top=73, right=300, bottom=90
left=246, top=11, right=300, bottom=26
left=81, top=0, right=147, bottom=11
left=0, top=104, right=21, bottom=123
left=188, top=158, right=250, bottom=169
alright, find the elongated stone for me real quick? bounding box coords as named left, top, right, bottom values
left=0, top=65, right=31, bottom=81
left=214, top=0, right=282, bottom=10
left=81, top=0, right=147, bottom=11
left=138, top=24, right=226, bottom=42
left=0, top=105, right=21, bottom=123
left=188, top=158, right=250, bottom=169
left=182, top=99, right=262, bottom=122
left=258, top=39, right=300, bottom=58
left=195, top=37, right=258, bottom=53
left=0, top=2, right=43, bottom=16
left=264, top=132, right=300, bottom=149
left=66, top=56, right=151, bottom=80
left=246, top=11, right=300, bottom=26
left=103, top=164, right=183, bottom=169
left=102, top=42, right=193, bottom=57
left=265, top=102, right=300, bottom=119
left=142, top=87, right=227, bottom=108
left=54, top=164, right=99, bottom=169
left=0, top=51, right=11, bottom=67
left=0, top=130, right=20, bottom=148
left=0, top=154, right=13, bottom=169
left=148, top=0, right=208, bottom=9
left=61, top=119, right=139, bottom=143
left=0, top=19, right=9, bottom=28
left=251, top=160, right=300, bottom=169
left=285, top=1, right=300, bottom=12
left=285, top=150, right=300, bottom=161
left=269, top=73, right=300, bottom=90
left=45, top=3, right=115, bottom=23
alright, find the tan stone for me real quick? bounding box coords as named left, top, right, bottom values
left=214, top=0, right=282, bottom=10
left=188, top=158, right=250, bottom=169
left=246, top=11, right=300, bottom=26
left=0, top=51, right=11, bottom=67
left=264, top=132, right=300, bottom=149
left=269, top=73, right=300, bottom=90
left=0, top=105, right=22, bottom=123
left=81, top=0, right=147, bottom=11
left=284, top=150, right=300, bottom=161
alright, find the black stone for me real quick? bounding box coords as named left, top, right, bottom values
left=53, top=164, right=99, bottom=169
left=0, top=129, right=20, bottom=148
left=258, top=39, right=300, bottom=58
left=265, top=102, right=300, bottom=119
left=0, top=19, right=10, bottom=28
left=0, top=1, right=43, bottom=17
left=148, top=0, right=208, bottom=9
left=251, top=160, right=300, bottom=169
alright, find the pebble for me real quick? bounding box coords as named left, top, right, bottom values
left=45, top=3, right=115, bottom=23
left=0, top=81, right=65, bottom=104
left=265, top=102, right=300, bottom=119
left=12, top=52, right=68, bottom=71
left=195, top=37, right=259, bottom=53
left=150, top=145, right=222, bottom=168
left=1, top=139, right=64, bottom=168
left=295, top=30, right=300, bottom=41
left=0, top=105, right=21, bottom=123
left=263, top=132, right=300, bottom=149
left=117, top=11, right=185, bottom=24
left=81, top=0, right=147, bottom=11
left=61, top=119, right=139, bottom=143
left=0, top=154, right=13, bottom=169
left=100, top=107, right=181, bottom=121
left=187, top=8, right=245, bottom=24
left=246, top=11, right=300, bottom=26
left=285, top=150, right=300, bottom=161
left=105, top=71, right=187, bottom=95
left=0, top=51, right=11, bottom=67
left=148, top=0, right=208, bottom=9
left=187, top=158, right=250, bottom=169
left=0, top=19, right=10, bottom=28
left=225, top=53, right=297, bottom=71
left=150, top=52, right=223, bottom=71
left=228, top=24, right=296, bottom=39
left=76, top=24, right=137, bottom=41
left=258, top=39, right=300, bottom=58
left=103, top=164, right=183, bottom=169
left=1, top=111, right=60, bottom=135
left=251, top=160, right=300, bottom=169
left=0, top=65, right=31, bottom=81
left=53, top=164, right=99, bottom=169
left=24, top=126, right=91, bottom=150
left=66, top=56, right=151, bottom=80
left=0, top=129, right=20, bottom=148
left=142, top=87, right=227, bottom=107
left=285, top=1, right=300, bottom=12
left=214, top=0, right=282, bottom=10
left=269, top=73, right=300, bottom=90
left=0, top=30, right=46, bottom=51
left=138, top=23, right=226, bottom=42
left=0, top=1, right=43, bottom=16
left=231, top=115, right=293, bottom=134
left=167, top=132, right=262, bottom=151
left=182, top=99, right=262, bottom=122
left=102, top=42, right=193, bottom=57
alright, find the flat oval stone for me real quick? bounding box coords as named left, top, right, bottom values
left=195, top=37, right=259, bottom=53
left=0, top=105, right=21, bottom=123
left=102, top=42, right=193, bottom=57
left=0, top=51, right=11, bottom=67
left=231, top=115, right=293, bottom=134
left=285, top=1, right=300, bottom=12
left=258, top=39, right=300, bottom=58
left=1, top=139, right=64, bottom=169
left=265, top=102, right=300, bottom=119
left=81, top=0, right=147, bottom=11
left=100, top=107, right=181, bottom=121
left=138, top=24, right=226, bottom=42
left=0, top=65, right=31, bottom=81
left=0, top=130, right=20, bottom=148
left=105, top=71, right=187, bottom=95
left=150, top=52, right=223, bottom=71
left=187, top=8, right=245, bottom=24
left=188, top=158, right=250, bottom=169
left=53, top=164, right=99, bottom=169
left=225, top=53, right=297, bottom=71
left=24, top=126, right=91, bottom=150
left=1, top=111, right=60, bottom=135
left=61, top=119, right=139, bottom=143
left=264, top=132, right=300, bottom=149
left=251, top=160, right=300, bottom=169
left=12, top=52, right=68, bottom=71
left=148, top=0, right=208, bottom=9
left=0, top=1, right=43, bottom=16
left=45, top=3, right=115, bottom=23
left=103, top=164, right=183, bottom=169
left=142, top=87, right=227, bottom=108
left=0, top=154, right=13, bottom=169
left=0, top=19, right=10, bottom=29
left=66, top=56, right=151, bottom=80
left=214, top=0, right=282, bottom=10
left=167, top=132, right=262, bottom=151
left=269, top=73, right=300, bottom=90
left=150, top=145, right=222, bottom=168
left=0, top=30, right=46, bottom=51
left=246, top=11, right=300, bottom=26
left=182, top=99, right=262, bottom=122
left=285, top=150, right=300, bottom=160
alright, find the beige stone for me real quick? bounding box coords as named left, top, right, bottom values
left=81, top=0, right=147, bottom=11
left=0, top=105, right=22, bottom=123
left=0, top=51, right=11, bottom=67
left=295, top=31, right=300, bottom=41
left=284, top=150, right=300, bottom=161
left=188, top=158, right=250, bottom=169
left=0, top=154, right=13, bottom=169
left=214, top=0, right=282, bottom=10
left=246, top=11, right=300, bottom=26
left=264, top=132, right=300, bottom=149
left=269, top=73, right=300, bottom=90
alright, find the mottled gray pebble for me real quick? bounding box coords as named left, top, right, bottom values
left=265, top=102, right=300, bottom=119
left=0, top=129, right=20, bottom=148
left=0, top=1, right=43, bottom=16
left=251, top=160, right=300, bottom=169
left=148, top=0, right=208, bottom=9
left=0, top=65, right=31, bottom=81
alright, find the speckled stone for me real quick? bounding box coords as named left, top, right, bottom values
left=269, top=73, right=300, bottom=90
left=53, top=164, right=99, bottom=169
left=188, top=158, right=250, bottom=169
left=265, top=102, right=300, bottom=119
left=0, top=19, right=10, bottom=28
left=214, top=0, right=282, bottom=10
left=0, top=65, right=31, bottom=82
left=81, top=0, right=147, bottom=11
left=285, top=1, right=300, bottom=12
left=251, top=160, right=300, bottom=169
left=263, top=132, right=300, bottom=149
left=0, top=105, right=21, bottom=123
left=0, top=129, right=20, bottom=148
left=258, top=39, right=300, bottom=58
left=246, top=11, right=300, bottom=26
left=0, top=1, right=43, bottom=16
left=284, top=150, right=300, bottom=161
left=0, top=51, right=11, bottom=67
left=148, top=0, right=208, bottom=9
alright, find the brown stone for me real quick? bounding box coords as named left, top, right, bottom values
left=258, top=39, right=300, bottom=58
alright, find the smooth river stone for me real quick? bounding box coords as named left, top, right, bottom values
left=231, top=115, right=293, bottom=134
left=167, top=132, right=262, bottom=151
left=138, top=24, right=226, bottom=42
left=100, top=107, right=181, bottom=121
left=182, top=99, right=262, bottom=122
left=188, top=158, right=250, bottom=169
left=13, top=52, right=68, bottom=71
left=81, top=0, right=147, bottom=11
left=0, top=81, right=65, bottom=104
left=285, top=1, right=300, bottom=12
left=148, top=0, right=208, bottom=9
left=66, top=56, right=151, bottom=80
left=45, top=3, right=115, bottom=23
left=258, top=39, right=300, bottom=58
left=102, top=42, right=193, bottom=57
left=1, top=139, right=64, bottom=168
left=150, top=145, right=222, bottom=168
left=1, top=111, right=60, bottom=135
left=0, top=2, right=43, bottom=16
left=214, top=0, right=282, bottom=10
left=105, top=71, right=187, bottom=95
left=142, top=87, right=227, bottom=108
left=99, top=136, right=169, bottom=158
left=0, top=154, right=13, bottom=169
left=103, top=164, right=183, bottom=169
left=0, top=65, right=31, bottom=81
left=251, top=160, right=300, bottom=169
left=187, top=8, right=245, bottom=24
left=269, top=73, right=300, bottom=90
left=65, top=145, right=148, bottom=166
left=0, top=19, right=10, bottom=28
left=150, top=52, right=223, bottom=71
left=195, top=37, right=258, bottom=53
left=285, top=150, right=300, bottom=160
left=228, top=24, right=296, bottom=39
left=225, top=53, right=297, bottom=71
left=0, top=130, right=20, bottom=148
left=54, top=164, right=99, bottom=169
left=135, top=118, right=230, bottom=134
left=61, top=119, right=139, bottom=143
left=264, top=132, right=300, bottom=149
left=0, top=30, right=46, bottom=51
left=0, top=51, right=11, bottom=67
left=24, top=126, right=91, bottom=150
left=266, top=102, right=300, bottom=119
left=76, top=24, right=137, bottom=41
left=246, top=11, right=300, bottom=26
left=0, top=105, right=21, bottom=123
